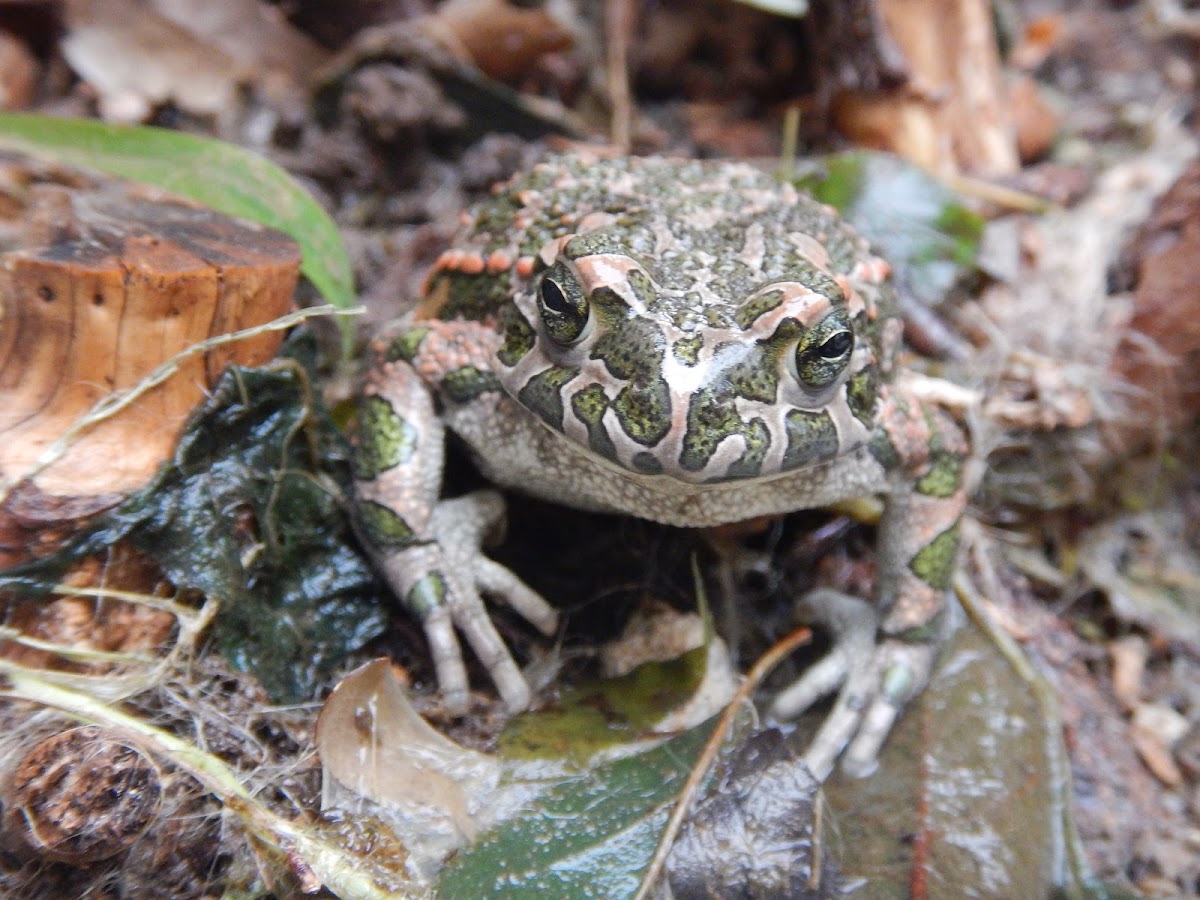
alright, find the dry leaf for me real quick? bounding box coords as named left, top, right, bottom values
left=315, top=659, right=501, bottom=872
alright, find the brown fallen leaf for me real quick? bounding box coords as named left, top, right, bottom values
left=1108, top=634, right=1148, bottom=712
left=0, top=30, right=38, bottom=111
left=1131, top=703, right=1188, bottom=787
left=62, top=0, right=326, bottom=121
left=1009, top=13, right=1066, bottom=72
left=1009, top=75, right=1059, bottom=164
left=423, top=0, right=574, bottom=86
left=315, top=658, right=501, bottom=872
left=1110, top=160, right=1200, bottom=452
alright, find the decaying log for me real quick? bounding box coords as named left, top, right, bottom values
left=0, top=167, right=300, bottom=566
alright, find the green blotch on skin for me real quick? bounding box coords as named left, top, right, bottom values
left=442, top=365, right=502, bottom=404
left=722, top=418, right=770, bottom=480
left=734, top=288, right=785, bottom=329
left=722, top=344, right=779, bottom=403
left=498, top=304, right=535, bottom=367
left=889, top=617, right=943, bottom=643
left=354, top=396, right=417, bottom=480
left=442, top=271, right=511, bottom=320
left=592, top=314, right=662, bottom=381
left=916, top=452, right=962, bottom=497
left=356, top=499, right=416, bottom=549
left=680, top=390, right=737, bottom=472
left=632, top=451, right=663, bottom=475
left=571, top=383, right=609, bottom=424
left=405, top=572, right=448, bottom=618
left=868, top=428, right=901, bottom=470
left=909, top=526, right=959, bottom=591
left=673, top=334, right=703, bottom=366
left=880, top=662, right=916, bottom=701
left=781, top=409, right=840, bottom=471
left=680, top=390, right=770, bottom=474
left=613, top=377, right=671, bottom=446
left=571, top=384, right=618, bottom=461
left=591, top=311, right=671, bottom=447
left=564, top=232, right=621, bottom=258
left=626, top=270, right=657, bottom=307
left=386, top=327, right=430, bottom=363
left=518, top=366, right=578, bottom=430
left=846, top=369, right=878, bottom=427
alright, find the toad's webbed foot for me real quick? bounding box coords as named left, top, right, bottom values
left=769, top=589, right=940, bottom=780
left=378, top=490, right=559, bottom=715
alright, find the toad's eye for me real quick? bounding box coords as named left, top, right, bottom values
left=795, top=313, right=855, bottom=390
left=817, top=330, right=852, bottom=360
left=537, top=263, right=590, bottom=346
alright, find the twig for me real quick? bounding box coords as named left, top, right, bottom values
left=633, top=625, right=812, bottom=900
left=941, top=172, right=1055, bottom=213
left=605, top=0, right=636, bottom=152
left=0, top=664, right=401, bottom=900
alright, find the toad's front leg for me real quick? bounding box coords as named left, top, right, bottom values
left=772, top=402, right=968, bottom=779
left=353, top=323, right=558, bottom=714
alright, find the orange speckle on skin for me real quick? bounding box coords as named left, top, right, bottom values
left=834, top=274, right=852, bottom=300
left=487, top=251, right=512, bottom=274
left=459, top=253, right=487, bottom=275
left=442, top=250, right=464, bottom=270
left=516, top=256, right=536, bottom=278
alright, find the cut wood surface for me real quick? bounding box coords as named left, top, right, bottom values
left=0, top=169, right=300, bottom=525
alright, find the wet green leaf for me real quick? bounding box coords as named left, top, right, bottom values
left=795, top=151, right=984, bottom=307
left=0, top=113, right=354, bottom=340
left=439, top=717, right=718, bottom=899
left=0, top=333, right=386, bottom=702
left=499, top=645, right=708, bottom=760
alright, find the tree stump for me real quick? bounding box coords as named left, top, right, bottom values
left=0, top=167, right=301, bottom=567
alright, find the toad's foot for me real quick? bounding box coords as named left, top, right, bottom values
left=768, top=589, right=938, bottom=781
left=377, top=490, right=559, bottom=715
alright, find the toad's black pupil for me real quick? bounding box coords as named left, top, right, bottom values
left=540, top=278, right=571, bottom=314
left=819, top=332, right=852, bottom=358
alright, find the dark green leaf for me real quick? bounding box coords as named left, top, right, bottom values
left=439, top=718, right=718, bottom=899
left=0, top=333, right=387, bottom=702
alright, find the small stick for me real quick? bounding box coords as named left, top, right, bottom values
left=633, top=624, right=813, bottom=900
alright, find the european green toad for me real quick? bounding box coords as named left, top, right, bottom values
left=353, top=152, right=967, bottom=778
